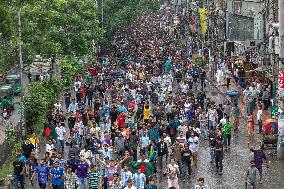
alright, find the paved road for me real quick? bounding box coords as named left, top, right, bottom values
left=6, top=80, right=284, bottom=189
left=0, top=73, right=29, bottom=144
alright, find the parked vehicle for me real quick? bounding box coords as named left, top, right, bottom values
left=5, top=74, right=21, bottom=96
left=0, top=85, right=14, bottom=113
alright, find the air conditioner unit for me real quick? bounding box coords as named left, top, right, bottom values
left=275, top=36, right=280, bottom=55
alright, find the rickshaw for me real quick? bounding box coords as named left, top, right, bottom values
left=0, top=85, right=14, bottom=114
left=262, top=119, right=278, bottom=149
left=5, top=74, right=21, bottom=96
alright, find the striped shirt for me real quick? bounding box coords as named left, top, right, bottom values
left=88, top=171, right=101, bottom=189
left=65, top=172, right=77, bottom=189
left=107, top=165, right=117, bottom=182
left=121, top=170, right=133, bottom=187
left=134, top=172, right=146, bottom=189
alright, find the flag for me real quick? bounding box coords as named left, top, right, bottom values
left=44, top=123, right=57, bottom=140
left=199, top=8, right=207, bottom=35
left=130, top=162, right=155, bottom=177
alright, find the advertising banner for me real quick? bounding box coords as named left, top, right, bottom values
left=199, top=8, right=207, bottom=35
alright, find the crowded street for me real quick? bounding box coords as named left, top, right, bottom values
left=0, top=0, right=284, bottom=189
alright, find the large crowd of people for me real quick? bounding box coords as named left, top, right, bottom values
left=11, top=3, right=271, bottom=189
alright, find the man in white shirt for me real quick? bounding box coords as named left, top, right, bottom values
left=80, top=146, right=93, bottom=165
left=219, top=116, right=227, bottom=126
left=188, top=132, right=199, bottom=167
left=257, top=107, right=263, bottom=134
left=74, top=80, right=81, bottom=92
left=163, top=132, right=172, bottom=158
left=55, top=124, right=66, bottom=153
left=68, top=99, right=78, bottom=113
left=208, top=107, right=217, bottom=130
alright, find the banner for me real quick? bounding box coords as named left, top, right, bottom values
left=271, top=105, right=279, bottom=119
left=199, top=8, right=207, bottom=35
left=279, top=70, right=284, bottom=88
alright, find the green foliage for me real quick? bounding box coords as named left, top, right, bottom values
left=60, top=57, right=85, bottom=87
left=4, top=128, right=17, bottom=144
left=24, top=77, right=64, bottom=132
left=21, top=0, right=104, bottom=58
left=0, top=0, right=104, bottom=74
left=0, top=141, right=22, bottom=183
left=0, top=2, right=18, bottom=74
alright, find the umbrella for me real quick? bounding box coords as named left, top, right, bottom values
left=226, top=89, right=240, bottom=96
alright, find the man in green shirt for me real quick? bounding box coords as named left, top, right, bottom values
left=222, top=116, right=233, bottom=151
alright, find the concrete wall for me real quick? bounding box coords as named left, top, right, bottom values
left=227, top=0, right=265, bottom=40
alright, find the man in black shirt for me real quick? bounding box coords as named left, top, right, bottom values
left=68, top=113, right=76, bottom=130
left=22, top=139, right=35, bottom=159
left=13, top=158, right=25, bottom=189
left=86, top=86, right=94, bottom=106
left=181, top=143, right=192, bottom=178
left=157, top=138, right=168, bottom=173
left=215, top=139, right=224, bottom=175
left=208, top=130, right=217, bottom=163
left=63, top=91, right=72, bottom=110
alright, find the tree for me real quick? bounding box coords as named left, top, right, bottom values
left=0, top=2, right=17, bottom=74
left=21, top=0, right=104, bottom=60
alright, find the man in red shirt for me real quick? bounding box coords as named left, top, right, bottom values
left=116, top=112, right=127, bottom=129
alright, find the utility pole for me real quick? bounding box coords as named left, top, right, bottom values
left=277, top=0, right=284, bottom=159
left=101, top=0, right=104, bottom=27
left=18, top=8, right=25, bottom=138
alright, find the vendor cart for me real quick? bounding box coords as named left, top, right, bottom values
left=262, top=119, right=278, bottom=151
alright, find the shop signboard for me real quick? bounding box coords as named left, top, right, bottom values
left=279, top=70, right=284, bottom=89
